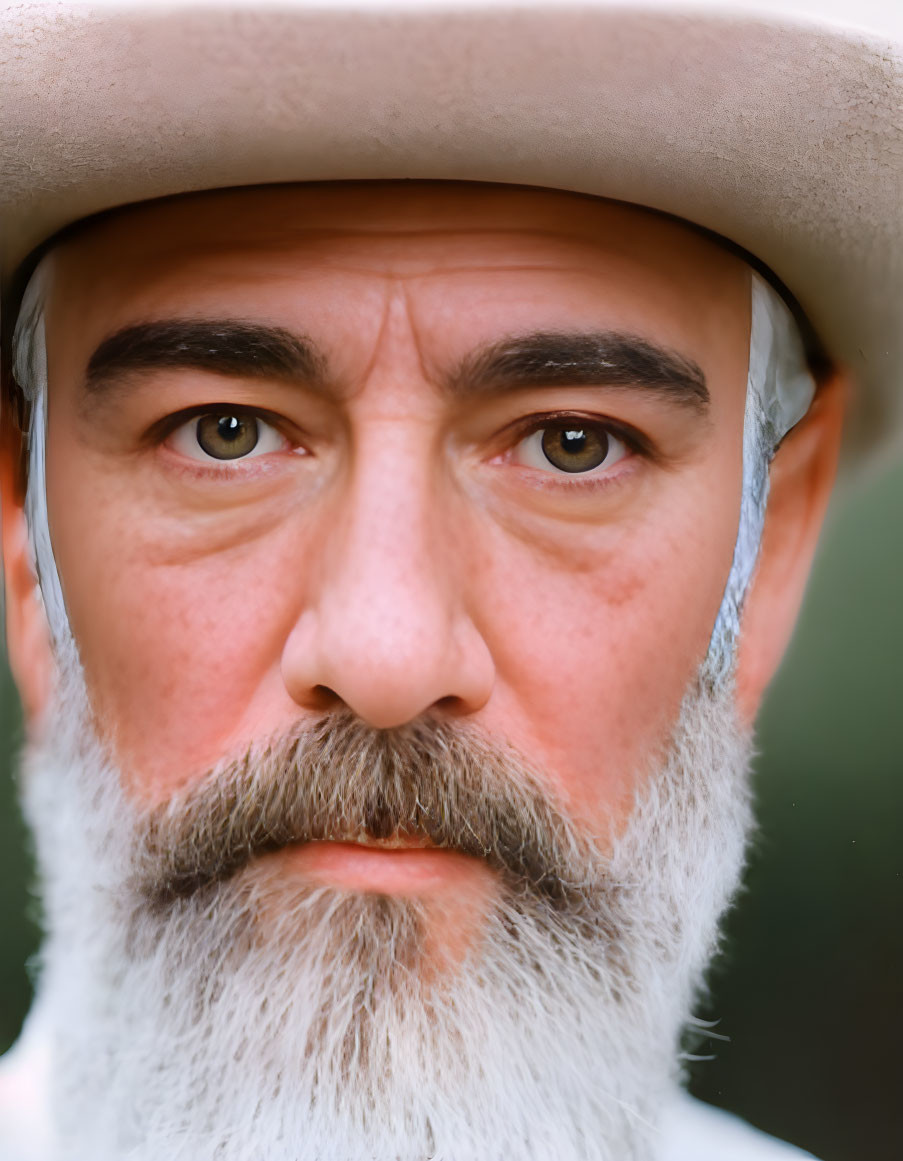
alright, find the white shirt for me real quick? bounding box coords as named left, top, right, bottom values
left=0, top=1003, right=818, bottom=1161
left=660, top=1092, right=818, bottom=1160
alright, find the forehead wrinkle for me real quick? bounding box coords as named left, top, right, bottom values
left=67, top=224, right=609, bottom=271
left=91, top=222, right=662, bottom=251
left=68, top=220, right=705, bottom=285
left=49, top=208, right=747, bottom=415
left=352, top=277, right=405, bottom=398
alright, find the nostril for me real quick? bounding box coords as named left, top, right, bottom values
left=311, top=684, right=345, bottom=712
left=432, top=693, right=473, bottom=717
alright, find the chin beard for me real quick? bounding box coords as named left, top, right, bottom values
left=21, top=650, right=754, bottom=1161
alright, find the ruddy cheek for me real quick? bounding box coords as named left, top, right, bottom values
left=491, top=533, right=718, bottom=826
left=78, top=566, right=270, bottom=795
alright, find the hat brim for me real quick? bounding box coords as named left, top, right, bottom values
left=2, top=1, right=901, bottom=467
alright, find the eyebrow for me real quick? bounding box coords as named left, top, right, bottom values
left=84, top=319, right=710, bottom=414
left=85, top=320, right=326, bottom=393
left=448, top=332, right=710, bottom=411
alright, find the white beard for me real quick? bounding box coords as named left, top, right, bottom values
left=22, top=647, right=754, bottom=1161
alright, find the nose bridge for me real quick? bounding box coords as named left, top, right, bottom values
left=282, top=405, right=493, bottom=728
left=332, top=419, right=446, bottom=638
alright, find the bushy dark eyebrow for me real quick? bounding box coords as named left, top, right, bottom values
left=85, top=320, right=327, bottom=393
left=447, top=332, right=710, bottom=412
left=84, top=320, right=709, bottom=416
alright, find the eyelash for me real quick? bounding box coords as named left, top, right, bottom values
left=146, top=403, right=295, bottom=446
left=503, top=411, right=652, bottom=465
left=148, top=405, right=654, bottom=483
left=143, top=405, right=302, bottom=482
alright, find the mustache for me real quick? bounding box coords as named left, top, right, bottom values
left=133, top=713, right=603, bottom=912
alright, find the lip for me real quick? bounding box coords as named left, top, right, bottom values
left=273, top=839, right=490, bottom=897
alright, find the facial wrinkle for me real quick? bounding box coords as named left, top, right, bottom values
left=13, top=262, right=817, bottom=686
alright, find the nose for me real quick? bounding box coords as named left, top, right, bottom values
left=280, top=431, right=495, bottom=730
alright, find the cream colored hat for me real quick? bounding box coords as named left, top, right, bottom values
left=2, top=0, right=901, bottom=465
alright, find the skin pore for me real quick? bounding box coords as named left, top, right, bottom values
left=4, top=182, right=843, bottom=932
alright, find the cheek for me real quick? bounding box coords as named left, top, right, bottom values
left=477, top=487, right=739, bottom=828
left=70, top=565, right=278, bottom=789
left=49, top=491, right=306, bottom=796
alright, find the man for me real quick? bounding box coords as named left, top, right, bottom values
left=0, top=3, right=899, bottom=1160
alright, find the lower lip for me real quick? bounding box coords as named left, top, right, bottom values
left=274, top=841, right=487, bottom=896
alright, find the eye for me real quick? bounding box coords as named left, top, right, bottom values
left=168, top=412, right=288, bottom=462
left=512, top=419, right=628, bottom=475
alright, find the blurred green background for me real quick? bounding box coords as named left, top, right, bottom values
left=1, top=461, right=901, bottom=1160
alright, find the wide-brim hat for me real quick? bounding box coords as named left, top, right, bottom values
left=2, top=0, right=901, bottom=468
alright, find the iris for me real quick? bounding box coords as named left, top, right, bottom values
left=540, top=423, right=609, bottom=472
left=196, top=414, right=259, bottom=460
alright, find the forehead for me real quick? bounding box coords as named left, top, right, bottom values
left=46, top=182, right=750, bottom=337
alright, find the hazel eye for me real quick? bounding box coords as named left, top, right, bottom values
left=169, top=412, right=288, bottom=462
left=513, top=420, right=628, bottom=475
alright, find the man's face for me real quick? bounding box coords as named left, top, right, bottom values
left=44, top=179, right=746, bottom=826
left=12, top=183, right=777, bottom=1160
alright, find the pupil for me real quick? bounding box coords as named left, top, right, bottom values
left=218, top=416, right=243, bottom=442
left=561, top=429, right=587, bottom=451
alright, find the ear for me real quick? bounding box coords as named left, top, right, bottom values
left=0, top=414, right=54, bottom=732
left=734, top=369, right=848, bottom=724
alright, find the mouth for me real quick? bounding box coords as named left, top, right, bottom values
left=271, top=836, right=492, bottom=897
left=139, top=752, right=584, bottom=912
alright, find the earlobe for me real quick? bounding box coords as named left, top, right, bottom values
left=734, top=368, right=849, bottom=724
left=0, top=430, right=54, bottom=732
